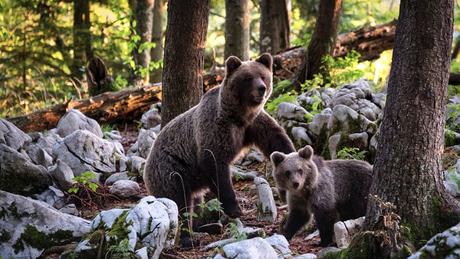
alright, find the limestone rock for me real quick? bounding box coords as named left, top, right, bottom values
left=49, top=159, right=75, bottom=191
left=53, top=130, right=126, bottom=176
left=277, top=102, right=310, bottom=122
left=141, top=103, right=162, bottom=129
left=408, top=223, right=460, bottom=259
left=254, top=177, right=277, bottom=222
left=0, top=144, right=52, bottom=195
left=333, top=216, right=365, bottom=248
left=109, top=180, right=140, bottom=198
left=0, top=190, right=91, bottom=259
left=56, top=109, right=103, bottom=138
left=128, top=128, right=157, bottom=159
left=292, top=126, right=313, bottom=147
left=105, top=172, right=135, bottom=186
left=222, top=237, right=278, bottom=259
left=0, top=119, right=31, bottom=150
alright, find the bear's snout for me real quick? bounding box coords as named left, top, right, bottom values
left=292, top=182, right=300, bottom=189
left=257, top=84, right=266, bottom=96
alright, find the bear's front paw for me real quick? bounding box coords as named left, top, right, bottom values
left=223, top=203, right=243, bottom=218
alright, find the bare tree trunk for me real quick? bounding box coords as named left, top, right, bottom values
left=131, top=0, right=155, bottom=84
left=365, top=0, right=460, bottom=248
left=259, top=0, right=290, bottom=54
left=294, top=0, right=342, bottom=90
left=73, top=0, right=92, bottom=79
left=224, top=0, right=250, bottom=60
left=150, top=0, right=165, bottom=83
left=161, top=0, right=210, bottom=127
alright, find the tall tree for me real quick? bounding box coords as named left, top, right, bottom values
left=224, top=0, right=250, bottom=60
left=294, top=0, right=342, bottom=89
left=131, top=0, right=155, bottom=85
left=259, top=0, right=290, bottom=54
left=362, top=0, right=460, bottom=252
left=150, top=0, right=165, bottom=83
left=161, top=0, right=210, bottom=127
left=73, top=0, right=92, bottom=80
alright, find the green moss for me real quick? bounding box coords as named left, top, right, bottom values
left=445, top=129, right=458, bottom=147
left=13, top=225, right=73, bottom=253
left=0, top=229, right=11, bottom=242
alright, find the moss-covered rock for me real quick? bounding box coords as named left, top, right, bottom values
left=0, top=190, right=90, bottom=258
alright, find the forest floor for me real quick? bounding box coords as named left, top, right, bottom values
left=69, top=122, right=323, bottom=258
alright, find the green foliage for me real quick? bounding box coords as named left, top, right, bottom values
left=228, top=222, right=247, bottom=241
left=68, top=171, right=98, bottom=194
left=445, top=167, right=460, bottom=190
left=337, top=147, right=367, bottom=160
left=265, top=91, right=298, bottom=115
left=101, top=124, right=114, bottom=134
left=105, top=239, right=136, bottom=259
left=446, top=103, right=460, bottom=132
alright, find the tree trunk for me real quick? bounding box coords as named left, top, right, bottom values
left=294, top=0, right=342, bottom=89
left=150, top=0, right=165, bottom=83
left=224, top=0, right=250, bottom=60
left=259, top=0, right=290, bottom=54
left=161, top=0, right=210, bottom=127
left=131, top=0, right=155, bottom=84
left=365, top=0, right=460, bottom=247
left=72, top=0, right=92, bottom=79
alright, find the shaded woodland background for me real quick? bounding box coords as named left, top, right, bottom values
left=0, top=0, right=404, bottom=117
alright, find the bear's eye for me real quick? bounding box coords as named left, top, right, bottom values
left=285, top=170, right=291, bottom=176
left=243, top=76, right=253, bottom=82
left=261, top=76, right=266, bottom=81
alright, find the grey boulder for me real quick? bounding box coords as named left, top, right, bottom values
left=109, top=179, right=141, bottom=198
left=0, top=144, right=52, bottom=195
left=53, top=130, right=126, bottom=176
left=128, top=128, right=157, bottom=159
left=0, top=190, right=91, bottom=259
left=0, top=119, right=31, bottom=150
left=56, top=109, right=103, bottom=138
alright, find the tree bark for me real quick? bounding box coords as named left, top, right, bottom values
left=259, top=0, right=290, bottom=54
left=294, top=0, right=342, bottom=89
left=161, top=0, right=209, bottom=127
left=8, top=84, right=162, bottom=133
left=131, top=0, right=155, bottom=84
left=224, top=0, right=250, bottom=60
left=72, top=0, right=92, bottom=79
left=365, top=0, right=460, bottom=247
left=150, top=0, right=165, bottom=83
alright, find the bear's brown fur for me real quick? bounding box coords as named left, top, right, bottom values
left=270, top=145, right=373, bottom=246
left=144, top=53, right=295, bottom=246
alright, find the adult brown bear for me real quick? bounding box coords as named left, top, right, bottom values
left=144, top=53, right=295, bottom=246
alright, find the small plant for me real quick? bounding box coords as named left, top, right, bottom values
left=228, top=222, right=247, bottom=241
left=337, top=147, right=367, bottom=160
left=101, top=124, right=114, bottom=134
left=265, top=91, right=298, bottom=115
left=68, top=171, right=98, bottom=194
left=105, top=238, right=136, bottom=259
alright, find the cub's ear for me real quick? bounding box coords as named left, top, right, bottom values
left=298, top=145, right=314, bottom=160
left=225, top=56, right=242, bottom=77
left=270, top=151, right=286, bottom=166
left=256, top=53, right=273, bottom=70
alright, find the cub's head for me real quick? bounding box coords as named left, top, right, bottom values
left=270, top=145, right=319, bottom=193
left=221, top=53, right=273, bottom=109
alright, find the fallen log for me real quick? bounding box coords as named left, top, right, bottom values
left=8, top=84, right=162, bottom=132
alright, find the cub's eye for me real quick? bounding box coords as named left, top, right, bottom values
left=243, top=76, right=253, bottom=81
left=261, top=76, right=265, bottom=81
left=285, top=170, right=291, bottom=176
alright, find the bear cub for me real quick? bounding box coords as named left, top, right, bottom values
left=144, top=53, right=295, bottom=246
left=270, top=145, right=372, bottom=246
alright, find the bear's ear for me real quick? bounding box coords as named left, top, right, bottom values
left=225, top=56, right=242, bottom=77
left=270, top=151, right=286, bottom=166
left=298, top=145, right=314, bottom=160
left=256, top=53, right=273, bottom=70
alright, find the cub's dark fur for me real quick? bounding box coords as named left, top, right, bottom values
left=270, top=145, right=372, bottom=246
left=144, top=53, right=295, bottom=245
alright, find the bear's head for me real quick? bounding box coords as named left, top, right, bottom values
left=220, top=53, right=273, bottom=117
left=270, top=145, right=319, bottom=193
